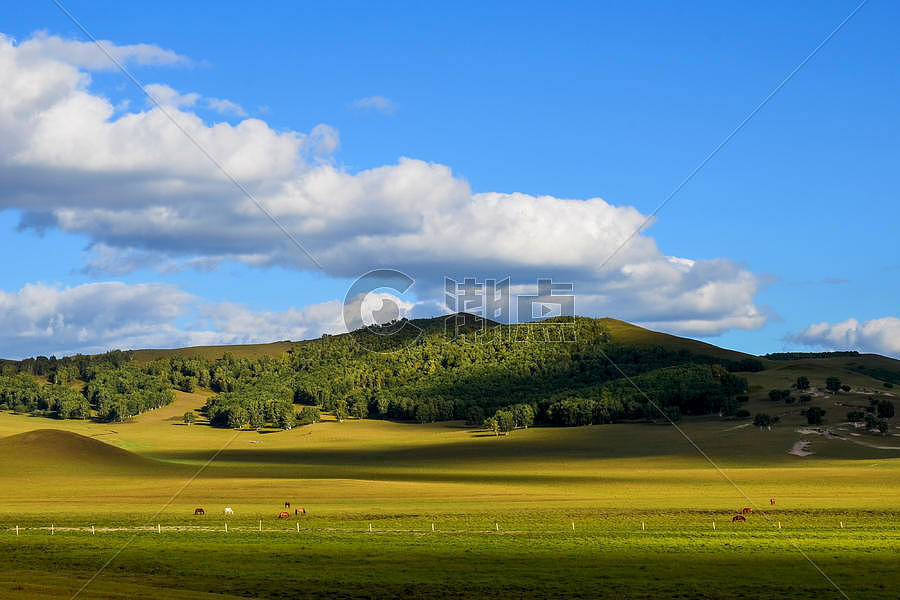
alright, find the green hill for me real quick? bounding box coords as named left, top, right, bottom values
left=0, top=429, right=166, bottom=475
left=3, top=314, right=899, bottom=431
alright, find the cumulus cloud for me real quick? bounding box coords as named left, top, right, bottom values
left=350, top=95, right=397, bottom=114
left=788, top=317, right=900, bottom=358
left=205, top=97, right=247, bottom=116
left=13, top=31, right=190, bottom=70
left=0, top=32, right=770, bottom=338
left=145, top=83, right=200, bottom=108
left=0, top=281, right=360, bottom=359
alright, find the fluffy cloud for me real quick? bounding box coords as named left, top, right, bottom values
left=0, top=32, right=770, bottom=338
left=789, top=317, right=900, bottom=357
left=145, top=83, right=200, bottom=108
left=0, top=281, right=357, bottom=359
left=13, top=31, right=190, bottom=70
left=350, top=95, right=397, bottom=114
left=205, top=97, right=247, bottom=116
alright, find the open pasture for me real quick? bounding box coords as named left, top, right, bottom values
left=1, top=399, right=898, bottom=599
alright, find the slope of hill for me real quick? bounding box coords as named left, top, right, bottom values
left=597, top=318, right=760, bottom=364
left=0, top=429, right=167, bottom=475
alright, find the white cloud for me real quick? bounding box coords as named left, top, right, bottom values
left=145, top=83, right=199, bottom=108
left=350, top=95, right=397, bottom=114
left=0, top=32, right=770, bottom=338
left=205, top=97, right=247, bottom=116
left=14, top=31, right=190, bottom=70
left=0, top=281, right=357, bottom=359
left=789, top=317, right=900, bottom=357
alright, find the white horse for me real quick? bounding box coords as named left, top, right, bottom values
left=224, top=507, right=234, bottom=516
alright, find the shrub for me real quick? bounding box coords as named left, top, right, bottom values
left=805, top=406, right=826, bottom=425
left=735, top=409, right=750, bottom=418
left=296, top=406, right=320, bottom=425
left=754, top=413, right=778, bottom=428
left=885, top=382, right=894, bottom=389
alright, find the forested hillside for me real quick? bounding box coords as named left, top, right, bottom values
left=0, top=316, right=765, bottom=430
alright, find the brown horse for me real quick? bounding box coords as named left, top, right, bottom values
left=194, top=508, right=205, bottom=515
left=295, top=507, right=306, bottom=516
left=770, top=498, right=776, bottom=505
left=741, top=507, right=753, bottom=514
left=732, top=515, right=746, bottom=522
left=284, top=502, right=291, bottom=508
left=278, top=511, right=291, bottom=519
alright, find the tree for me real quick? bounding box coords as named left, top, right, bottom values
left=876, top=400, right=895, bottom=419
left=496, top=409, right=516, bottom=435
left=512, top=404, right=535, bottom=429
left=465, top=405, right=485, bottom=427
left=297, top=406, right=320, bottom=425
left=840, top=385, right=851, bottom=393
left=350, top=396, right=369, bottom=419
left=249, top=408, right=266, bottom=430
left=275, top=404, right=296, bottom=430
left=334, top=398, right=348, bottom=423
left=876, top=419, right=889, bottom=435
left=795, top=376, right=810, bottom=391
left=483, top=416, right=500, bottom=437
left=183, top=411, right=196, bottom=426
left=227, top=407, right=249, bottom=429
left=753, top=413, right=778, bottom=429
left=825, top=377, right=841, bottom=395
left=805, top=406, right=825, bottom=425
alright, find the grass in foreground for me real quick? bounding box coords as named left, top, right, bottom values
left=1, top=515, right=896, bottom=599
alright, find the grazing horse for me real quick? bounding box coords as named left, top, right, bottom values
left=284, top=502, right=291, bottom=508
left=770, top=498, right=776, bottom=505
left=741, top=507, right=753, bottom=514
left=194, top=508, right=205, bottom=516
left=278, top=511, right=291, bottom=519
left=295, top=507, right=306, bottom=516
left=224, top=507, right=234, bottom=516
left=732, top=515, right=746, bottom=522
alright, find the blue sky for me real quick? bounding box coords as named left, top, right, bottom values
left=1, top=1, right=898, bottom=359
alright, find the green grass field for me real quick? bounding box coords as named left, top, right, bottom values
left=1, top=376, right=898, bottom=599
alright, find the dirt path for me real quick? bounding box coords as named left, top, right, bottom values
left=787, top=440, right=813, bottom=457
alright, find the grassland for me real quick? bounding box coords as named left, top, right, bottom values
left=1, top=384, right=899, bottom=599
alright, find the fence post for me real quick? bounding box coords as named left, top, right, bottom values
left=259, top=520, right=262, bottom=532
left=225, top=522, right=228, bottom=533
left=572, top=522, right=575, bottom=532
left=712, top=521, right=715, bottom=530
left=92, top=525, right=96, bottom=535
left=641, top=521, right=645, bottom=531
left=432, top=522, right=435, bottom=532
left=15, top=525, right=18, bottom=536
left=495, top=523, right=499, bottom=531
left=51, top=524, right=54, bottom=535
left=296, top=522, right=299, bottom=534
left=369, top=523, right=372, bottom=532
